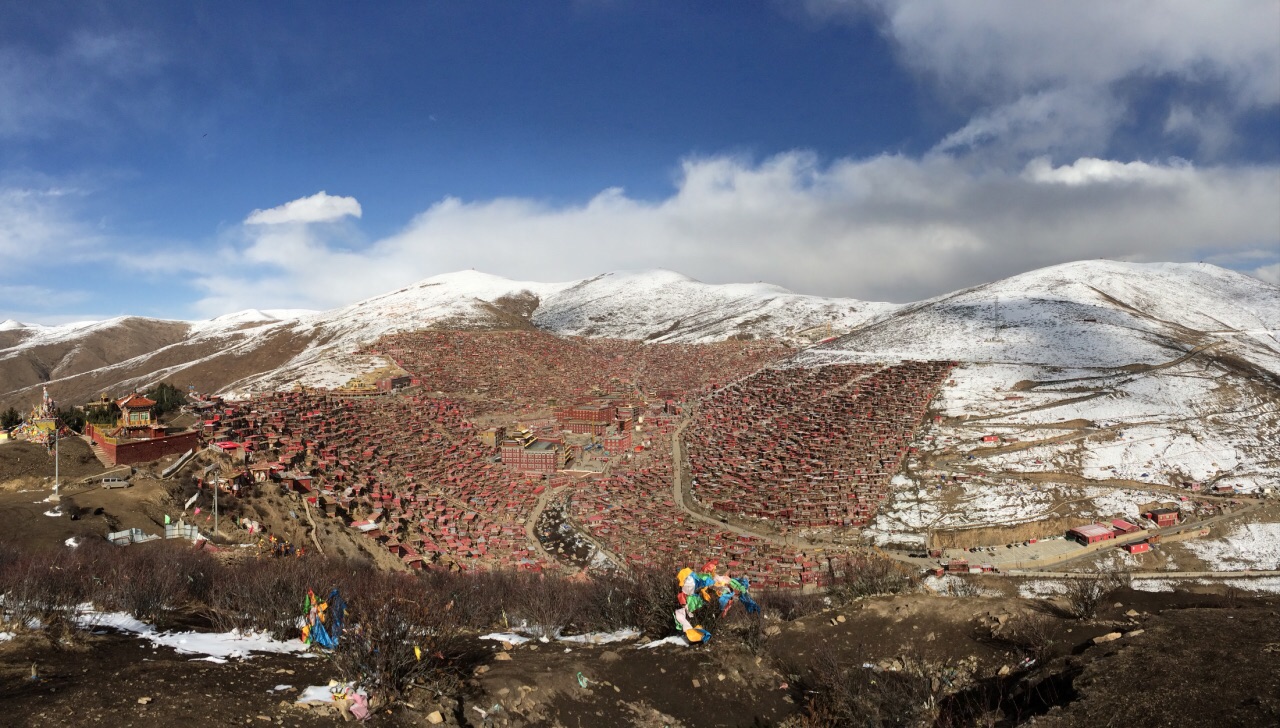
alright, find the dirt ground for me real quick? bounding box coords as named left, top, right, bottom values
left=0, top=437, right=180, bottom=552
left=4, top=585, right=1275, bottom=727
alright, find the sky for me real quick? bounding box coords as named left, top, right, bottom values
left=1, top=0, right=1278, bottom=323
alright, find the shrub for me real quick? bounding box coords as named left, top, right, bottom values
left=209, top=556, right=314, bottom=638
left=756, top=589, right=825, bottom=621
left=504, top=572, right=583, bottom=639
left=827, top=553, right=918, bottom=602
left=99, top=544, right=189, bottom=623
left=984, top=610, right=1061, bottom=663
left=1062, top=568, right=1128, bottom=620
left=0, top=545, right=92, bottom=646
left=330, top=579, right=480, bottom=703
left=792, top=648, right=940, bottom=728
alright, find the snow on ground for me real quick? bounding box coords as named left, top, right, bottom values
left=1080, top=425, right=1239, bottom=483
left=1016, top=580, right=1068, bottom=599
left=1131, top=577, right=1280, bottom=595
left=534, top=269, right=894, bottom=344
left=1220, top=576, right=1280, bottom=594
left=1130, top=579, right=1177, bottom=593
left=922, top=574, right=1000, bottom=597
left=1080, top=487, right=1159, bottom=520
left=77, top=609, right=310, bottom=661
left=480, top=628, right=641, bottom=646
left=1183, top=523, right=1280, bottom=571
left=557, top=628, right=641, bottom=645
left=480, top=632, right=531, bottom=645
left=638, top=635, right=694, bottom=649
left=801, top=261, right=1280, bottom=370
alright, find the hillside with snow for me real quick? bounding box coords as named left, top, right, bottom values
left=797, top=261, right=1280, bottom=372
left=533, top=270, right=893, bottom=343
left=793, top=262, right=1280, bottom=547
left=3, top=261, right=1276, bottom=438
left=0, top=268, right=886, bottom=406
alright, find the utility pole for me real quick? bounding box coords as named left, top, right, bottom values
left=52, top=426, right=59, bottom=501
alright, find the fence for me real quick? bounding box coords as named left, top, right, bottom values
left=106, top=528, right=160, bottom=546
left=164, top=522, right=205, bottom=541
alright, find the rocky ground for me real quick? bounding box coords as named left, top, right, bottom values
left=2, top=586, right=1276, bottom=727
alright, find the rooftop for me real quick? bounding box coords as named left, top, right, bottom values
left=1069, top=523, right=1114, bottom=538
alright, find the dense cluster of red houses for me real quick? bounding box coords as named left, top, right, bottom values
left=206, top=390, right=547, bottom=571
left=192, top=331, right=964, bottom=586
left=685, top=361, right=954, bottom=528
left=368, top=330, right=794, bottom=413
left=563, top=434, right=832, bottom=588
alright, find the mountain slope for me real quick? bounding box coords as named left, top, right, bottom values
left=532, top=270, right=894, bottom=343
left=798, top=261, right=1280, bottom=373
left=3, top=262, right=1275, bottom=413
left=0, top=268, right=883, bottom=407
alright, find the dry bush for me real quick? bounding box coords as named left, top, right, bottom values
left=1062, top=567, right=1129, bottom=620
left=792, top=647, right=941, bottom=728
left=984, top=610, right=1061, bottom=663
left=755, top=589, right=825, bottom=621
left=209, top=556, right=314, bottom=638
left=417, top=569, right=524, bottom=630
left=331, top=579, right=481, bottom=703
left=946, top=577, right=983, bottom=598
left=506, top=572, right=584, bottom=639
left=589, top=564, right=679, bottom=637
left=167, top=546, right=225, bottom=606
left=828, top=554, right=918, bottom=602
left=98, top=544, right=190, bottom=623
left=0, top=545, right=93, bottom=645
left=1061, top=579, right=1105, bottom=620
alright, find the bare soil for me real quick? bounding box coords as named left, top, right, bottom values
left=4, top=583, right=1274, bottom=727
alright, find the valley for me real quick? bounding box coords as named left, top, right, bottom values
left=2, top=260, right=1278, bottom=728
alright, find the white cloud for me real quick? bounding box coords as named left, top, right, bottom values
left=244, top=191, right=363, bottom=225
left=1023, top=157, right=1189, bottom=186
left=1254, top=263, right=1280, bottom=286
left=0, top=186, right=99, bottom=263
left=190, top=151, right=1280, bottom=314
left=810, top=1, right=1280, bottom=157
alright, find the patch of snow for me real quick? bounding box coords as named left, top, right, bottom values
left=480, top=632, right=531, bottom=645
left=556, top=628, right=641, bottom=645
left=76, top=609, right=310, bottom=660
left=1016, top=580, right=1068, bottom=598
left=637, top=635, right=692, bottom=649
left=1184, top=523, right=1280, bottom=572
left=1129, top=579, right=1176, bottom=593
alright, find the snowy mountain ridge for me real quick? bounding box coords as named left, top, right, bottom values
left=798, top=260, right=1280, bottom=374
left=1, top=261, right=1276, bottom=408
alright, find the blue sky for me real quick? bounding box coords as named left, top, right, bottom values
left=2, top=1, right=1278, bottom=323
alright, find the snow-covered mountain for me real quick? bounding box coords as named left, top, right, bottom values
left=798, top=261, right=1280, bottom=374
left=0, top=269, right=889, bottom=406
left=2, top=262, right=1276, bottom=412
left=783, top=261, right=1280, bottom=541
left=533, top=270, right=893, bottom=343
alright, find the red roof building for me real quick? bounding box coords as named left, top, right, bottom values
left=117, top=394, right=157, bottom=430
left=1111, top=519, right=1141, bottom=534
left=1068, top=523, right=1116, bottom=545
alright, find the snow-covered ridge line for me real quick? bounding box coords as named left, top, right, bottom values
left=4, top=261, right=1277, bottom=406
